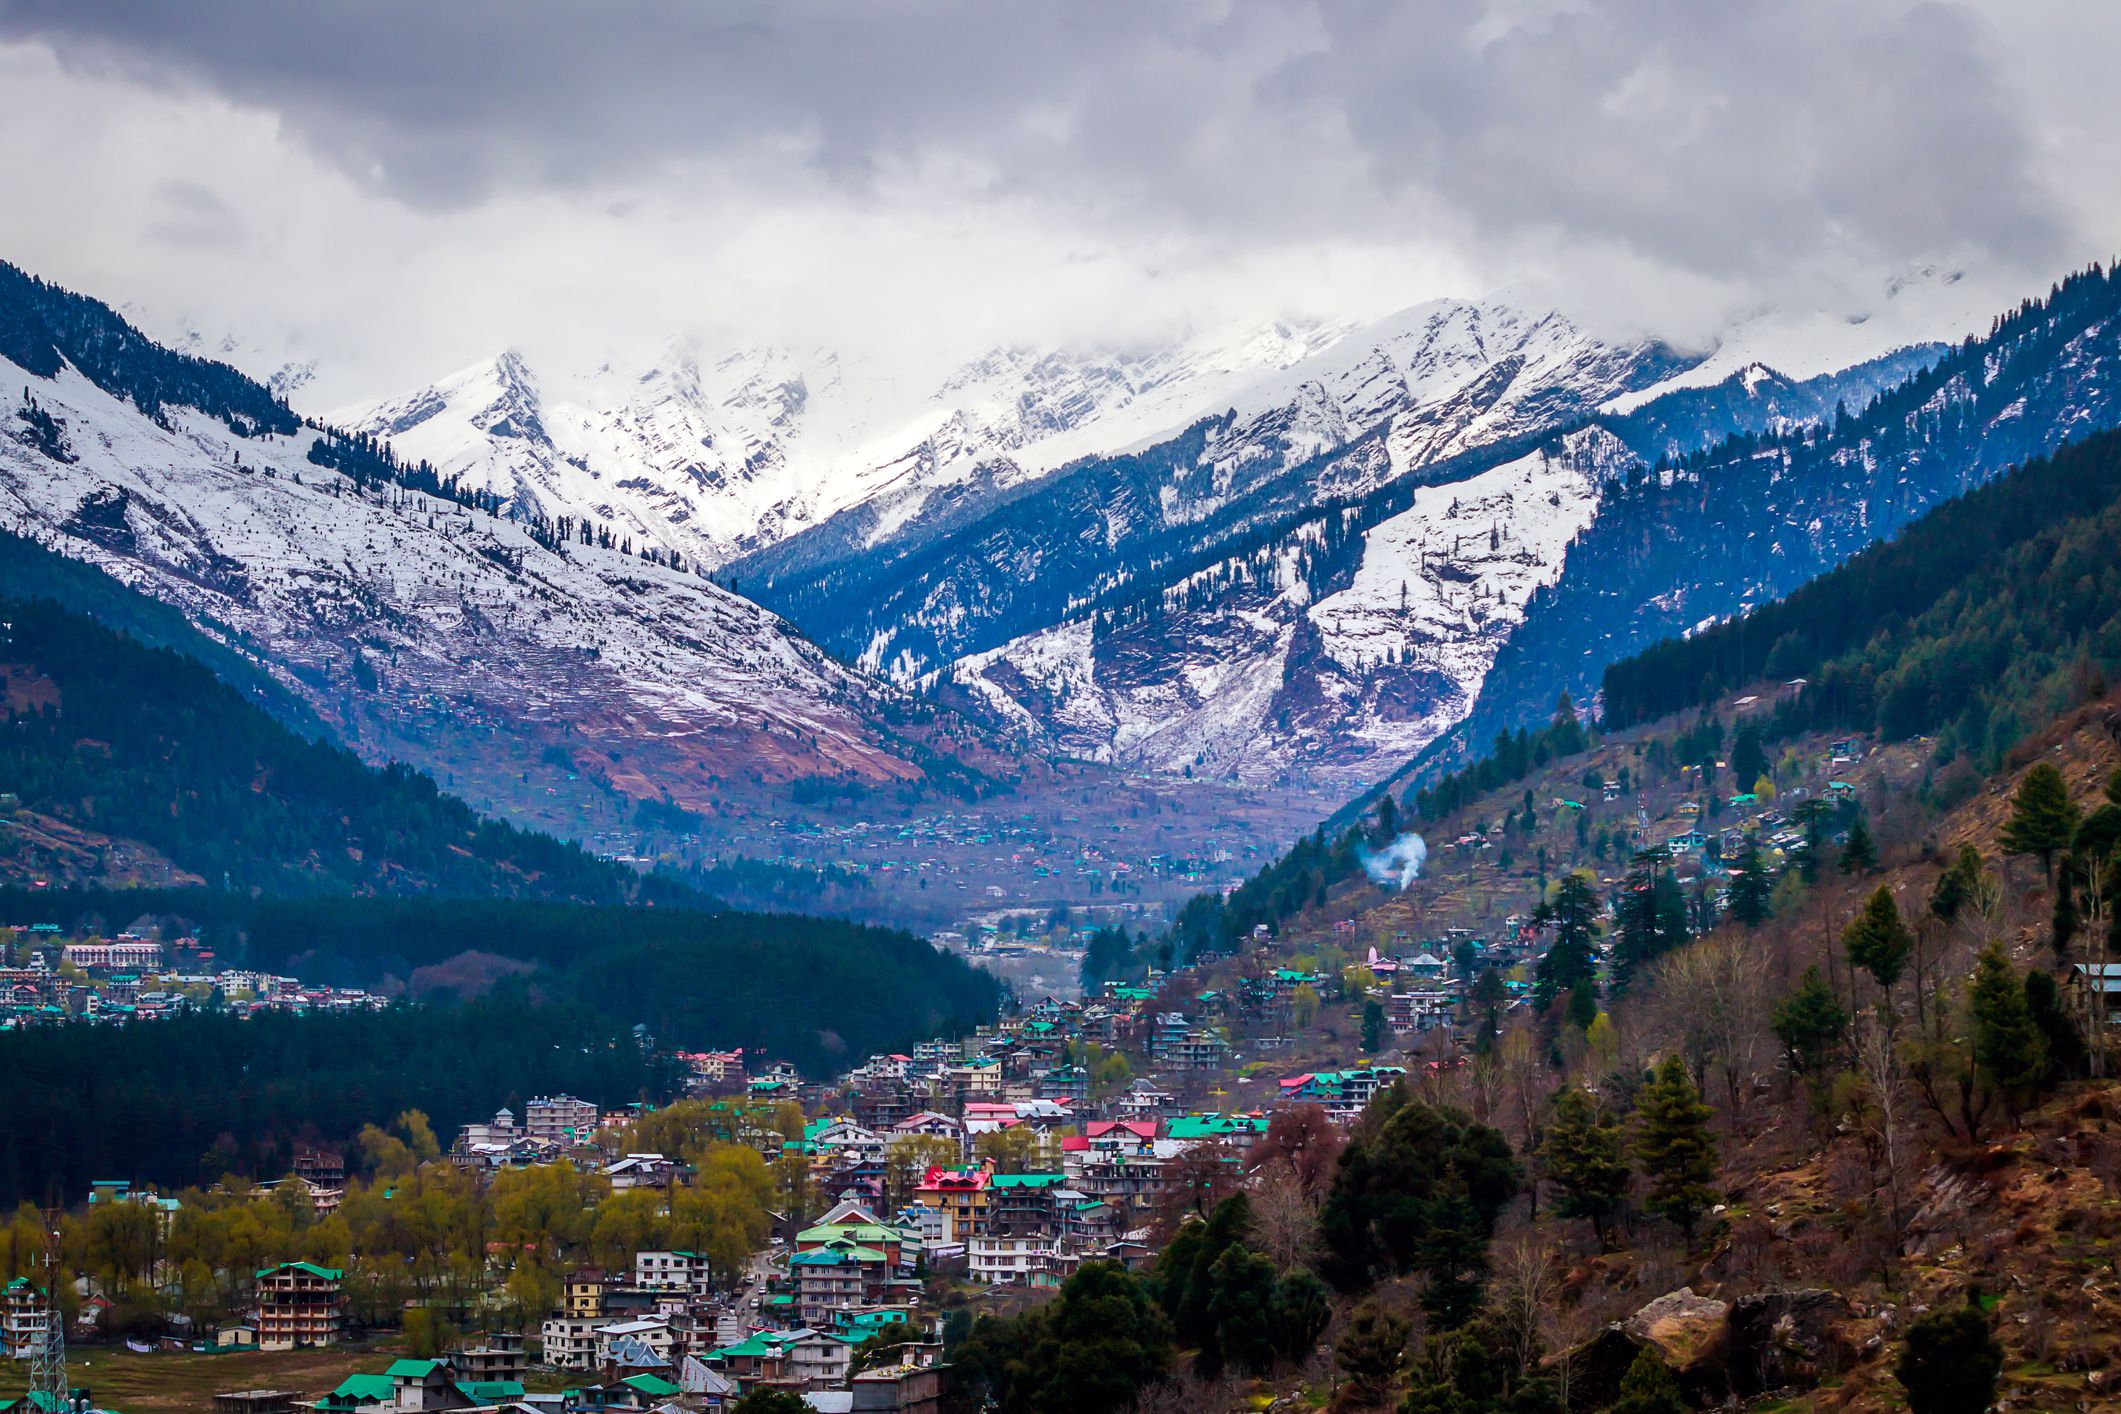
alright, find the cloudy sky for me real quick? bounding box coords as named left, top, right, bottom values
left=0, top=0, right=2113, bottom=405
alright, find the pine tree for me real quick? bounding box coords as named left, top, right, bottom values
left=1634, top=1056, right=1718, bottom=1239
left=2053, top=853, right=2083, bottom=960
left=1929, top=844, right=1987, bottom=923
left=1533, top=873, right=1600, bottom=1009
left=2000, top=762, right=2078, bottom=882
left=1728, top=844, right=1772, bottom=926
left=1540, top=1086, right=1629, bottom=1247
left=1843, top=886, right=1914, bottom=1018
left=1360, top=999, right=1386, bottom=1055
left=1612, top=1347, right=1687, bottom=1414
left=1896, top=1295, right=2003, bottom=1414
left=1968, top=944, right=2047, bottom=1127
left=1839, top=814, right=1879, bottom=873
left=1770, top=965, right=1848, bottom=1083
left=1565, top=979, right=1598, bottom=1033
left=1729, top=723, right=1768, bottom=795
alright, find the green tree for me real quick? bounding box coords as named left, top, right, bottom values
left=1332, top=1301, right=1408, bottom=1407
left=1414, top=1177, right=1488, bottom=1330
left=1291, top=982, right=1322, bottom=1031
left=735, top=1392, right=814, bottom=1414
left=1770, top=965, right=1848, bottom=1084
left=1319, top=1098, right=1519, bottom=1292
left=949, top=1261, right=1172, bottom=1414
left=1843, top=885, right=1914, bottom=1016
left=1361, top=998, right=1387, bottom=1054
left=1968, top=944, right=2047, bottom=1127
left=1839, top=814, right=1879, bottom=874
left=1534, top=872, right=1600, bottom=1009
left=1729, top=723, right=1768, bottom=794
left=1896, top=1296, right=2004, bottom=1414
left=2000, top=762, right=2078, bottom=882
left=1565, top=979, right=1598, bottom=1033
left=1272, top=1269, right=1331, bottom=1362
left=1929, top=844, right=1988, bottom=923
left=1634, top=1056, right=1718, bottom=1240
left=1612, top=1347, right=1687, bottom=1414
left=1203, top=1242, right=1279, bottom=1374
left=1539, top=1086, right=1629, bottom=1247
left=1728, top=844, right=1772, bottom=927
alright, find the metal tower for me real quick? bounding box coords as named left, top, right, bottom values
left=26, top=1208, right=66, bottom=1410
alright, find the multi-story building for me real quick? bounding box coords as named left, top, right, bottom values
left=454, top=1331, right=527, bottom=1382
left=539, top=1315, right=603, bottom=1371
left=913, top=1166, right=990, bottom=1242
left=634, top=1250, right=712, bottom=1296
left=254, top=1261, right=344, bottom=1350
left=562, top=1267, right=609, bottom=1318
left=523, top=1094, right=600, bottom=1146
left=2, top=1277, right=49, bottom=1359
left=968, top=1233, right=1062, bottom=1284
left=61, top=937, right=164, bottom=971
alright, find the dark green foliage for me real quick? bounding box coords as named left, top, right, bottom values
left=1, top=891, right=999, bottom=1079
left=0, top=259, right=296, bottom=435
left=1729, top=722, right=1769, bottom=792
left=1362, top=998, right=1387, bottom=1053
left=1634, top=1056, right=1718, bottom=1238
left=1079, top=925, right=1137, bottom=992
left=1564, top=979, right=1598, bottom=1032
left=1968, top=944, right=2048, bottom=1124
left=1332, top=1302, right=1409, bottom=1408
left=1398, top=1312, right=1561, bottom=1414
left=2025, top=969, right=2088, bottom=1081
left=1415, top=1178, right=1491, bottom=1329
left=2053, top=854, right=2083, bottom=960
left=1728, top=844, right=1773, bottom=927
left=734, top=1391, right=812, bottom=1414
left=1896, top=1297, right=2004, bottom=1414
left=1612, top=856, right=1688, bottom=991
left=1412, top=707, right=1595, bottom=824
left=1770, top=966, right=1848, bottom=1082
left=2001, top=762, right=2079, bottom=880
left=1539, top=1086, right=1629, bottom=1243
left=1203, top=1242, right=1279, bottom=1373
left=1166, top=824, right=1364, bottom=962
left=0, top=1001, right=666, bottom=1207
left=1839, top=814, right=1879, bottom=874
left=947, top=1262, right=1173, bottom=1414
left=1271, top=1268, right=1331, bottom=1362
left=1929, top=845, right=1988, bottom=922
left=1843, top=886, right=1915, bottom=994
left=1533, top=873, right=1600, bottom=1009
left=0, top=594, right=650, bottom=901
left=1319, top=1097, right=1520, bottom=1292
left=1611, top=1347, right=1687, bottom=1414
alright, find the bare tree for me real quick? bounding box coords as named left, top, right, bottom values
left=1650, top=932, right=1770, bottom=1130
left=1248, top=1161, right=1321, bottom=1276
left=1851, top=1011, right=1909, bottom=1249
left=1488, top=1229, right=1562, bottom=1378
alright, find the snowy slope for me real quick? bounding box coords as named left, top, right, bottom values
left=335, top=320, right=1351, bottom=568
left=0, top=356, right=956, bottom=826
left=946, top=428, right=1632, bottom=787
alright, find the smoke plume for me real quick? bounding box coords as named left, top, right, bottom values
left=1360, top=833, right=1428, bottom=889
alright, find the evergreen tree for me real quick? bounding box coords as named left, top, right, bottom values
left=1896, top=1295, right=2003, bottom=1414
left=1203, top=1242, right=1279, bottom=1374
left=1565, top=978, right=1598, bottom=1033
left=1634, top=1056, right=1718, bottom=1240
left=2000, top=762, right=2078, bottom=882
left=2053, top=853, right=2083, bottom=960
left=1612, top=1347, right=1687, bottom=1414
left=1534, top=872, right=1601, bottom=1009
left=1415, top=1177, right=1489, bottom=1330
left=1729, top=723, right=1768, bottom=795
left=1770, top=965, right=1848, bottom=1084
left=1539, top=1086, right=1629, bottom=1246
left=1271, top=1270, right=1331, bottom=1363
left=1332, top=1302, right=1408, bottom=1408
left=1728, top=844, right=1773, bottom=927
left=1968, top=944, right=2047, bottom=1127
left=2024, top=968, right=2089, bottom=1081
left=1360, top=998, right=1386, bottom=1054
left=1843, top=886, right=1914, bottom=1017
left=1839, top=813, right=1879, bottom=873
left=1929, top=844, right=1987, bottom=923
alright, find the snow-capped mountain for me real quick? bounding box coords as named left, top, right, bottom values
left=0, top=262, right=989, bottom=833
left=335, top=319, right=1352, bottom=568
left=736, top=297, right=1694, bottom=686
left=946, top=428, right=1636, bottom=786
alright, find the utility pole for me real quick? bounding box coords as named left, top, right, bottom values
left=28, top=1207, right=67, bottom=1409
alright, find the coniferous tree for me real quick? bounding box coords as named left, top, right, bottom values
left=2001, top=762, right=2078, bottom=882
left=1968, top=944, right=2047, bottom=1127
left=1360, top=999, right=1386, bottom=1055
left=1634, top=1056, right=1718, bottom=1240
left=1612, top=1347, right=1687, bottom=1414
left=1534, top=873, right=1601, bottom=1009
left=1844, top=886, right=1915, bottom=1021
left=1896, top=1295, right=2003, bottom=1414
left=1929, top=845, right=1987, bottom=923
left=1839, top=814, right=1879, bottom=874
left=2053, top=853, right=2083, bottom=960
left=1770, top=965, right=1848, bottom=1086
left=1729, top=723, right=1769, bottom=796
left=1565, top=978, right=1598, bottom=1033
left=1727, top=843, right=1773, bottom=927
left=1539, top=1086, right=1629, bottom=1247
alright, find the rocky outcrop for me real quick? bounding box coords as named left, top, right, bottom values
left=1563, top=1286, right=1859, bottom=1409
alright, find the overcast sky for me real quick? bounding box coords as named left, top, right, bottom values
left=0, top=0, right=2113, bottom=405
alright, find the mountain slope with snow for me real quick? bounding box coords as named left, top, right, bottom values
left=0, top=261, right=998, bottom=835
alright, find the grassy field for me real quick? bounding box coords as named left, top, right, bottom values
left=0, top=1339, right=583, bottom=1412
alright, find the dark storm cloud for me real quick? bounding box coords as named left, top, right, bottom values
left=0, top=0, right=2070, bottom=287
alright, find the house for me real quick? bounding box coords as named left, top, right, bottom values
left=522, top=1094, right=600, bottom=1145
left=852, top=1363, right=946, bottom=1414
left=603, top=1153, right=686, bottom=1191
left=2, top=1277, right=47, bottom=1359
left=1665, top=830, right=1709, bottom=857
left=562, top=1266, right=610, bottom=1318
left=539, top=1315, right=603, bottom=1371
left=913, top=1166, right=991, bottom=1241
left=969, top=1232, right=1061, bottom=1284
left=2067, top=963, right=2121, bottom=1027
left=634, top=1250, right=712, bottom=1295
left=452, top=1332, right=526, bottom=1382
left=597, top=1316, right=680, bottom=1369
left=253, top=1261, right=344, bottom=1351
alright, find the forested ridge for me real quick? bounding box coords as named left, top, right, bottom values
left=1602, top=422, right=2121, bottom=771
left=0, top=589, right=665, bottom=900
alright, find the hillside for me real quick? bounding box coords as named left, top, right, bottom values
left=0, top=588, right=656, bottom=899
left=1421, top=264, right=2121, bottom=787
